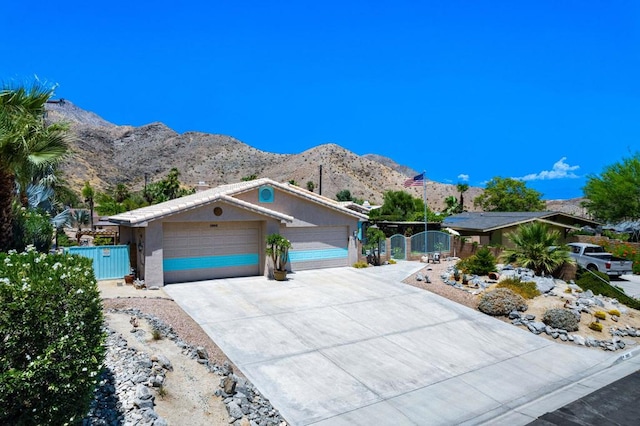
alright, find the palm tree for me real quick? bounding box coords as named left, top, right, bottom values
left=0, top=83, right=71, bottom=251
left=444, top=195, right=459, bottom=215
left=501, top=222, right=571, bottom=276
left=456, top=183, right=469, bottom=213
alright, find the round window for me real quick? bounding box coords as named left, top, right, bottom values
left=213, top=207, right=223, bottom=216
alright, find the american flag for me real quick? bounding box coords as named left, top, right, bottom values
left=403, top=173, right=425, bottom=187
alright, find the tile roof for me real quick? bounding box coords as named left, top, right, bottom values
left=109, top=178, right=367, bottom=225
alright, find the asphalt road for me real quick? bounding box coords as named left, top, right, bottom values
left=528, top=368, right=640, bottom=426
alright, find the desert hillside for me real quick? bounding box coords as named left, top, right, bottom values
left=46, top=100, right=483, bottom=210
left=46, top=100, right=578, bottom=214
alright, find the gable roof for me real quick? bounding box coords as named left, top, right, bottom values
left=442, top=211, right=600, bottom=233
left=109, top=178, right=367, bottom=226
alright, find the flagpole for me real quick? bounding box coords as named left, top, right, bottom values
left=423, top=170, right=427, bottom=255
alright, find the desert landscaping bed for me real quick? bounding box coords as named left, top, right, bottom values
left=403, top=259, right=640, bottom=350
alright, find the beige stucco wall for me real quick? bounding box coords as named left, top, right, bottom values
left=236, top=187, right=361, bottom=232
left=120, top=185, right=362, bottom=286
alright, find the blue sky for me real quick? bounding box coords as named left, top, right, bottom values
left=3, top=1, right=639, bottom=200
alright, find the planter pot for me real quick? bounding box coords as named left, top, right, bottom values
left=124, top=274, right=135, bottom=285
left=273, top=270, right=287, bottom=281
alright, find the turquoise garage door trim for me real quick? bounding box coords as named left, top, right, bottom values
left=284, top=226, right=349, bottom=271
left=163, top=222, right=260, bottom=284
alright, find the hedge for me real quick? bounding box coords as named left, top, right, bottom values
left=0, top=247, right=105, bottom=425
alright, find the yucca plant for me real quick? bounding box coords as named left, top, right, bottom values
left=266, top=233, right=291, bottom=273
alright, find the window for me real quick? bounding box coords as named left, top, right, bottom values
left=259, top=186, right=274, bottom=203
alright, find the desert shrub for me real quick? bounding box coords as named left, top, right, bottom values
left=152, top=328, right=163, bottom=341
left=0, top=248, right=105, bottom=425
left=594, top=311, right=607, bottom=320
left=589, top=322, right=603, bottom=332
left=388, top=258, right=397, bottom=265
left=542, top=308, right=579, bottom=331
left=497, top=277, right=541, bottom=299
left=609, top=309, right=621, bottom=317
left=457, top=247, right=497, bottom=275
left=575, top=269, right=640, bottom=310
left=478, top=288, right=528, bottom=316
left=353, top=261, right=368, bottom=269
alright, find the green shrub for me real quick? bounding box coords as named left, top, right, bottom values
left=56, top=230, right=77, bottom=247
left=589, top=322, right=603, bottom=332
left=497, top=277, right=541, bottom=299
left=152, top=328, right=163, bottom=341
left=609, top=309, right=621, bottom=317
left=0, top=248, right=105, bottom=425
left=92, top=236, right=113, bottom=246
left=353, top=261, right=369, bottom=268
left=457, top=247, right=497, bottom=275
left=11, top=207, right=54, bottom=253
left=542, top=308, right=579, bottom=331
left=594, top=310, right=607, bottom=320
left=575, top=268, right=640, bottom=310
left=478, top=288, right=528, bottom=316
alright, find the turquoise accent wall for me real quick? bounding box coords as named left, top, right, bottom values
left=65, top=245, right=131, bottom=280
left=163, top=253, right=259, bottom=272
left=289, top=248, right=348, bottom=262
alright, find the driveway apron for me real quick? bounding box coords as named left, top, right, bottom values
left=164, top=263, right=611, bottom=425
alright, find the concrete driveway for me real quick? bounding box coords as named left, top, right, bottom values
left=618, top=274, right=640, bottom=299
left=164, top=262, right=624, bottom=425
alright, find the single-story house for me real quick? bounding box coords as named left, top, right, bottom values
left=109, top=178, right=368, bottom=286
left=442, top=211, right=601, bottom=248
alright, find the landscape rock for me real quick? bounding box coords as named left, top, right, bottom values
left=86, top=309, right=287, bottom=426
left=532, top=276, right=555, bottom=294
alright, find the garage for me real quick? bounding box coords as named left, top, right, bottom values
left=163, top=221, right=260, bottom=284
left=111, top=178, right=366, bottom=287
left=284, top=226, right=349, bottom=270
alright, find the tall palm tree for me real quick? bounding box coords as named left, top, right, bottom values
left=0, top=83, right=71, bottom=251
left=456, top=183, right=469, bottom=213
left=501, top=222, right=571, bottom=276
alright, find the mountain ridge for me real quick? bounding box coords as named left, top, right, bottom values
left=47, top=100, right=582, bottom=214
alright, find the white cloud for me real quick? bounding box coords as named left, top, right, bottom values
left=457, top=174, right=469, bottom=182
left=517, top=157, right=580, bottom=181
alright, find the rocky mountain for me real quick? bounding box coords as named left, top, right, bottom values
left=48, top=100, right=584, bottom=214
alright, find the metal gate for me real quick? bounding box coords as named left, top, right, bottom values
left=410, top=231, right=451, bottom=255
left=390, top=234, right=406, bottom=259
left=65, top=245, right=131, bottom=280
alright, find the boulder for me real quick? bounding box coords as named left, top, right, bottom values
left=227, top=401, right=244, bottom=419
left=532, top=276, right=555, bottom=294
left=573, top=335, right=586, bottom=346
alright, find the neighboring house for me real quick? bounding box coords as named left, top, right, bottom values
left=442, top=211, right=601, bottom=248
left=109, top=178, right=367, bottom=286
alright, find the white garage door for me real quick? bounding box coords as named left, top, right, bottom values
left=163, top=222, right=260, bottom=284
left=283, top=226, right=349, bottom=271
